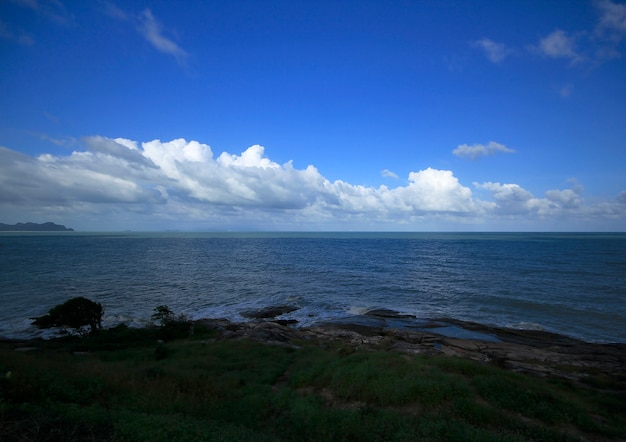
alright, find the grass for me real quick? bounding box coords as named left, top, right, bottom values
left=1, top=323, right=625, bottom=441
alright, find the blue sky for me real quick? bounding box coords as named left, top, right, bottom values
left=1, top=0, right=625, bottom=231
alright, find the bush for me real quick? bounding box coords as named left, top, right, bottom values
left=32, top=297, right=104, bottom=335
left=151, top=305, right=175, bottom=326
left=151, top=305, right=193, bottom=341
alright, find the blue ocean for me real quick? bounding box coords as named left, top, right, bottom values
left=1, top=232, right=625, bottom=343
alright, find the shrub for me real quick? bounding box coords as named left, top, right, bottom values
left=151, top=305, right=176, bottom=326
left=151, top=305, right=193, bottom=341
left=32, top=297, right=104, bottom=335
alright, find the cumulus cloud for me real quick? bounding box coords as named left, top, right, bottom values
left=0, top=146, right=162, bottom=206
left=0, top=138, right=481, bottom=228
left=472, top=38, right=511, bottom=63
left=1, top=138, right=624, bottom=230
left=403, top=168, right=477, bottom=213
left=138, top=8, right=189, bottom=65
left=475, top=182, right=588, bottom=217
left=475, top=182, right=534, bottom=214
left=545, top=188, right=583, bottom=209
left=453, top=141, right=515, bottom=160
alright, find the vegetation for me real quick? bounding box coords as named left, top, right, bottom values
left=151, top=305, right=194, bottom=341
left=1, top=317, right=625, bottom=441
left=32, top=297, right=104, bottom=335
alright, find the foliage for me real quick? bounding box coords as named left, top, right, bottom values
left=31, top=297, right=104, bottom=335
left=151, top=305, right=175, bottom=326
left=1, top=328, right=625, bottom=441
left=151, top=305, right=193, bottom=341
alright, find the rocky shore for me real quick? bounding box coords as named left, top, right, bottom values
left=197, top=307, right=626, bottom=386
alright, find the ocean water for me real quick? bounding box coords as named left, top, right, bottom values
left=1, top=232, right=625, bottom=343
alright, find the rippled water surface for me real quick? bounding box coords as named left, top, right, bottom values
left=1, top=232, right=625, bottom=342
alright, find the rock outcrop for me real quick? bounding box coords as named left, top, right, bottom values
left=239, top=305, right=300, bottom=319
left=196, top=315, right=626, bottom=385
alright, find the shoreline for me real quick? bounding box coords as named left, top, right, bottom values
left=5, top=307, right=625, bottom=384
left=199, top=312, right=626, bottom=384
left=4, top=315, right=625, bottom=440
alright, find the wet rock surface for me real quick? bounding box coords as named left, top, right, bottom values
left=239, top=305, right=300, bottom=319
left=197, top=314, right=626, bottom=385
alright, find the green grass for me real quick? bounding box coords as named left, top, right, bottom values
left=1, top=325, right=625, bottom=441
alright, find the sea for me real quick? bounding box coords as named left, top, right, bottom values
left=1, top=232, right=625, bottom=343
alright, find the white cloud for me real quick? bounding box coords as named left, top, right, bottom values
left=453, top=141, right=515, bottom=160
left=475, top=182, right=589, bottom=217
left=102, top=4, right=190, bottom=66
left=0, top=138, right=480, bottom=228
left=217, top=145, right=280, bottom=169
left=596, top=0, right=626, bottom=36
left=138, top=9, right=189, bottom=65
left=593, top=0, right=626, bottom=59
left=476, top=2, right=626, bottom=68
left=1, top=138, right=624, bottom=231
left=472, top=38, right=511, bottom=63
left=381, top=169, right=399, bottom=179
left=0, top=145, right=162, bottom=206
left=402, top=168, right=478, bottom=213
left=534, top=29, right=584, bottom=63
left=545, top=188, right=583, bottom=209
left=475, top=182, right=534, bottom=214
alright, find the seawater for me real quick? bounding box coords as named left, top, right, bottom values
left=1, top=232, right=625, bottom=343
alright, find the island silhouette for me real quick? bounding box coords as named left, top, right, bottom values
left=0, top=222, right=74, bottom=231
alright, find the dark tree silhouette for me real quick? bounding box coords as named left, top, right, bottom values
left=32, top=297, right=103, bottom=334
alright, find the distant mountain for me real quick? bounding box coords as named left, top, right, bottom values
left=0, top=222, right=74, bottom=232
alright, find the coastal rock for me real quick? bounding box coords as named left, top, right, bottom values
left=364, top=308, right=416, bottom=319
left=198, top=316, right=626, bottom=385
left=242, top=321, right=303, bottom=346
left=240, top=305, right=299, bottom=319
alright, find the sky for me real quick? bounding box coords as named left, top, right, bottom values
left=1, top=0, right=625, bottom=232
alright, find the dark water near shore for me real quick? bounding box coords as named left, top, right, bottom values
left=1, top=232, right=625, bottom=343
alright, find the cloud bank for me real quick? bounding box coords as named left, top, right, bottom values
left=1, top=137, right=624, bottom=231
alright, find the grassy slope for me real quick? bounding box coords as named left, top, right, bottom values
left=1, top=324, right=625, bottom=441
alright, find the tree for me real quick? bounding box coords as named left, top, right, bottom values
left=32, top=297, right=104, bottom=335
left=151, top=305, right=175, bottom=326
left=151, top=305, right=192, bottom=340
